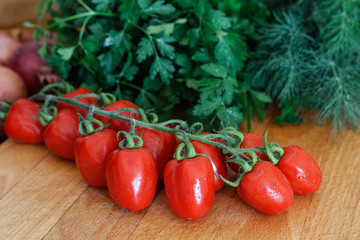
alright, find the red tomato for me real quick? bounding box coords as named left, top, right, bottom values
left=95, top=100, right=139, bottom=132
left=56, top=87, right=98, bottom=117
left=236, top=161, right=293, bottom=215
left=190, top=140, right=227, bottom=191
left=277, top=146, right=322, bottom=195
left=139, top=126, right=177, bottom=180
left=106, top=148, right=158, bottom=211
left=228, top=133, right=269, bottom=173
left=164, top=156, right=215, bottom=220
left=74, top=129, right=118, bottom=187
left=4, top=98, right=45, bottom=143
left=44, top=108, right=80, bottom=160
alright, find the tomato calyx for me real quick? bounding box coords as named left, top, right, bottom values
left=78, top=106, right=107, bottom=136
left=218, top=127, right=244, bottom=151
left=118, top=131, right=144, bottom=149
left=137, top=108, right=159, bottom=124
left=98, top=92, right=116, bottom=107
left=263, top=131, right=284, bottom=165
left=37, top=106, right=58, bottom=126
left=174, top=133, right=197, bottom=161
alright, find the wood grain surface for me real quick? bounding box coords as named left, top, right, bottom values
left=0, top=0, right=44, bottom=28
left=0, top=115, right=359, bottom=240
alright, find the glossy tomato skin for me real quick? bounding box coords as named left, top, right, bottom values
left=74, top=129, right=118, bottom=187
left=140, top=127, right=177, bottom=180
left=277, top=146, right=322, bottom=195
left=95, top=100, right=139, bottom=132
left=228, top=133, right=269, bottom=173
left=4, top=98, right=45, bottom=143
left=185, top=132, right=226, bottom=191
left=56, top=88, right=97, bottom=117
left=236, top=161, right=293, bottom=215
left=44, top=108, right=80, bottom=160
left=164, top=156, right=215, bottom=220
left=106, top=148, right=158, bottom=211
left=190, top=140, right=227, bottom=191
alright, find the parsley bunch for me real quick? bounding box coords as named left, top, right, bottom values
left=34, top=0, right=270, bottom=131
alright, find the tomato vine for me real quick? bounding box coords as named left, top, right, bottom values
left=0, top=82, right=323, bottom=217
left=25, top=82, right=283, bottom=187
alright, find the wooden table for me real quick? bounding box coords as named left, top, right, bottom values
left=0, top=115, right=359, bottom=240
left=0, top=0, right=44, bottom=28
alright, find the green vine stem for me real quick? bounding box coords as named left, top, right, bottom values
left=47, top=10, right=118, bottom=30
left=37, top=106, right=57, bottom=127
left=174, top=132, right=197, bottom=160
left=118, top=131, right=143, bottom=150
left=0, top=101, right=11, bottom=121
left=29, top=89, right=283, bottom=187
left=29, top=82, right=75, bottom=100
left=264, top=131, right=284, bottom=165
left=98, top=92, right=117, bottom=107
left=78, top=105, right=106, bottom=136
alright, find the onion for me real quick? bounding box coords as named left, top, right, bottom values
left=0, top=66, right=28, bottom=102
left=0, top=66, right=28, bottom=138
left=8, top=42, right=58, bottom=95
left=0, top=33, right=21, bottom=65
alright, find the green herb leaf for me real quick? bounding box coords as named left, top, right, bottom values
left=137, top=38, right=154, bottom=63
left=215, top=33, right=246, bottom=71
left=147, top=23, right=175, bottom=35
left=216, top=106, right=244, bottom=129
left=143, top=0, right=175, bottom=16
left=206, top=10, right=231, bottom=30
left=201, top=63, right=227, bottom=78
left=155, top=36, right=175, bottom=58
left=91, top=0, right=111, bottom=12
left=137, top=0, right=151, bottom=9
left=57, top=46, right=77, bottom=61
left=149, top=57, right=175, bottom=85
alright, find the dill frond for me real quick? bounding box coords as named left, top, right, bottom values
left=307, top=55, right=360, bottom=135
left=314, top=0, right=360, bottom=59
left=251, top=2, right=360, bottom=134
left=253, top=9, right=313, bottom=102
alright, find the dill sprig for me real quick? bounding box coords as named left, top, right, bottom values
left=249, top=1, right=360, bottom=135
left=314, top=0, right=360, bottom=59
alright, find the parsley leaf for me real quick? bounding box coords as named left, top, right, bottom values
left=137, top=38, right=154, bottom=63
left=215, top=33, right=246, bottom=71
left=143, top=0, right=175, bottom=16
left=150, top=57, right=175, bottom=85
left=201, top=63, right=227, bottom=78
left=155, top=36, right=175, bottom=58
left=206, top=10, right=231, bottom=30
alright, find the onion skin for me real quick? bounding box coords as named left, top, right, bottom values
left=0, top=33, right=20, bottom=65
left=0, top=66, right=28, bottom=102
left=0, top=66, right=28, bottom=139
left=8, top=42, right=58, bottom=95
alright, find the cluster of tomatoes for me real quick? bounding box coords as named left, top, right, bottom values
left=1, top=87, right=322, bottom=220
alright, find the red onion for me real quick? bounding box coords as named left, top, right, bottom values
left=8, top=42, right=59, bottom=95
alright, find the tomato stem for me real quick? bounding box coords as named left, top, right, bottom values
left=118, top=131, right=143, bottom=149
left=264, top=131, right=284, bottom=165
left=78, top=108, right=105, bottom=136
left=29, top=85, right=283, bottom=187
left=98, top=92, right=116, bottom=107
left=174, top=133, right=197, bottom=160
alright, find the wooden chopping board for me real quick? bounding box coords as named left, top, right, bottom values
left=0, top=114, right=359, bottom=240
